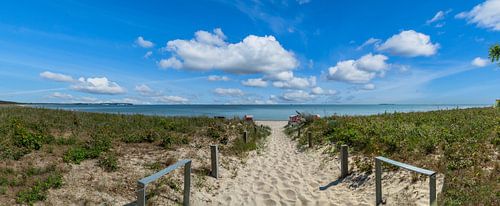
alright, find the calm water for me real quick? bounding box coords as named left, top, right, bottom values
left=29, top=104, right=489, bottom=120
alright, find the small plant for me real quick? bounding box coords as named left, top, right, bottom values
left=98, top=152, right=119, bottom=172
left=16, top=173, right=62, bottom=205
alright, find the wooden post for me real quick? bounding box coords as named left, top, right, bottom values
left=340, top=145, right=348, bottom=178
left=183, top=161, right=191, bottom=206
left=430, top=174, right=437, bottom=206
left=297, top=128, right=301, bottom=138
left=308, top=132, right=312, bottom=148
left=253, top=125, right=257, bottom=133
left=137, top=183, right=146, bottom=206
left=210, top=145, right=219, bottom=179
left=243, top=130, right=248, bottom=143
left=375, top=158, right=382, bottom=205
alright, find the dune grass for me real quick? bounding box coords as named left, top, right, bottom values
left=0, top=106, right=270, bottom=205
left=287, top=107, right=499, bottom=205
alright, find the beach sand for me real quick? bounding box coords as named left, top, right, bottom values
left=192, top=120, right=443, bottom=206
left=42, top=120, right=443, bottom=205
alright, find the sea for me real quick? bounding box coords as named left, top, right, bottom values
left=28, top=104, right=490, bottom=120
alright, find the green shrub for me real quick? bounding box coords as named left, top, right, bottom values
left=98, top=152, right=119, bottom=172
left=63, top=147, right=88, bottom=164
left=16, top=173, right=62, bottom=205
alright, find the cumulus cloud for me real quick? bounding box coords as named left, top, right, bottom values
left=72, top=77, right=126, bottom=95
left=48, top=92, right=73, bottom=99
left=311, top=87, right=337, bottom=95
left=280, top=90, right=314, bottom=102
left=241, top=78, right=268, bottom=87
left=135, top=84, right=155, bottom=96
left=160, top=28, right=298, bottom=74
left=327, top=53, right=389, bottom=84
left=471, top=57, right=489, bottom=67
left=153, top=95, right=189, bottom=103
left=377, top=30, right=439, bottom=57
left=272, top=76, right=316, bottom=89
left=158, top=57, right=182, bottom=69
left=213, top=88, right=244, bottom=96
left=456, top=0, right=500, bottom=31
left=136, top=36, right=154, bottom=48
left=40, top=71, right=74, bottom=82
left=207, top=75, right=230, bottom=81
left=264, top=71, right=294, bottom=81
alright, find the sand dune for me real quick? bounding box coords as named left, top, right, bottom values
left=192, top=121, right=443, bottom=206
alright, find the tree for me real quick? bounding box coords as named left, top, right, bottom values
left=489, top=44, right=500, bottom=66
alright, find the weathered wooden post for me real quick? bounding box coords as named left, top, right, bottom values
left=430, top=174, right=437, bottom=206
left=308, top=132, right=312, bottom=148
left=137, top=183, right=146, bottom=206
left=210, top=145, right=219, bottom=179
left=297, top=127, right=301, bottom=138
left=375, top=158, right=382, bottom=205
left=243, top=130, right=248, bottom=143
left=183, top=160, right=191, bottom=206
left=253, top=125, right=257, bottom=133
left=340, top=145, right=348, bottom=178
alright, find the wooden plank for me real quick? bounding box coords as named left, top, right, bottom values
left=376, top=156, right=435, bottom=176
left=138, top=159, right=190, bottom=186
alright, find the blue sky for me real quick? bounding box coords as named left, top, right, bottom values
left=0, top=0, right=499, bottom=104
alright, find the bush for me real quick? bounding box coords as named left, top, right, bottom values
left=16, top=173, right=62, bottom=205
left=98, top=152, right=119, bottom=172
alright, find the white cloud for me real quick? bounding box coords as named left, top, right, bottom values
left=207, top=75, right=230, bottom=81
left=144, top=51, right=153, bottom=59
left=153, top=95, right=189, bottom=104
left=456, top=0, right=500, bottom=31
left=241, top=78, right=268, bottom=87
left=311, top=87, right=337, bottom=95
left=213, top=88, right=244, bottom=96
left=356, top=53, right=389, bottom=72
left=72, top=77, right=126, bottom=95
left=281, top=90, right=314, bottom=102
left=264, top=71, right=294, bottom=81
left=135, top=84, right=155, bottom=96
left=40, top=71, right=74, bottom=82
left=297, top=0, right=311, bottom=5
left=272, top=76, right=316, bottom=89
left=160, top=28, right=298, bottom=74
left=48, top=92, right=73, bottom=99
left=158, top=57, right=182, bottom=69
left=357, top=38, right=381, bottom=50
left=427, top=11, right=445, bottom=24
left=362, top=83, right=376, bottom=90
left=471, top=57, right=489, bottom=67
left=136, top=36, right=154, bottom=48
left=377, top=30, right=439, bottom=57
left=327, top=53, right=389, bottom=84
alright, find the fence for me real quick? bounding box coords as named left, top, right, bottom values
left=137, top=159, right=192, bottom=206
left=375, top=156, right=437, bottom=206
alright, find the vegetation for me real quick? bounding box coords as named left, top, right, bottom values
left=489, top=44, right=500, bottom=66
left=287, top=107, right=499, bottom=205
left=0, top=106, right=270, bottom=204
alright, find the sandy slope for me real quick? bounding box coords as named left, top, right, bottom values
left=193, top=121, right=443, bottom=206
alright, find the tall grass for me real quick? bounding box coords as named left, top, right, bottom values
left=287, top=107, right=499, bottom=205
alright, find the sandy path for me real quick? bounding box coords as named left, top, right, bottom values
left=198, top=121, right=370, bottom=206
